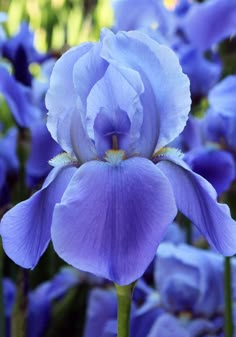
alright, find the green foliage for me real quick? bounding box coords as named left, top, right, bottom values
left=45, top=284, right=90, bottom=337
left=1, top=0, right=113, bottom=51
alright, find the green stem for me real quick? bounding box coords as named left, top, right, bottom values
left=224, top=256, right=234, bottom=337
left=12, top=269, right=28, bottom=337
left=0, top=242, right=5, bottom=337
left=115, top=282, right=136, bottom=337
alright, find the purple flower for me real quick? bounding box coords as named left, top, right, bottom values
left=147, top=313, right=191, bottom=337
left=0, top=66, right=41, bottom=127
left=83, top=288, right=117, bottom=337
left=3, top=267, right=79, bottom=337
left=1, top=29, right=236, bottom=286
left=27, top=267, right=79, bottom=337
left=182, top=0, right=236, bottom=51
left=2, top=22, right=49, bottom=86
left=206, top=75, right=236, bottom=149
left=112, top=0, right=173, bottom=38
left=178, top=46, right=222, bottom=97
left=26, top=120, right=61, bottom=188
left=184, top=147, right=235, bottom=196
left=155, top=243, right=224, bottom=316
left=0, top=12, right=7, bottom=49
left=0, top=127, right=19, bottom=207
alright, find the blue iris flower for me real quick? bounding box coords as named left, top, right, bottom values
left=205, top=75, right=236, bottom=149
left=3, top=267, right=80, bottom=337
left=0, top=127, right=19, bottom=207
left=155, top=243, right=224, bottom=317
left=1, top=29, right=236, bottom=285
left=0, top=66, right=42, bottom=127
left=182, top=0, right=236, bottom=51
left=112, top=0, right=173, bottom=38
left=2, top=22, right=49, bottom=86
left=173, top=113, right=235, bottom=196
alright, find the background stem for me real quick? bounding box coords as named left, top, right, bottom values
left=12, top=269, right=28, bottom=337
left=224, top=256, right=234, bottom=337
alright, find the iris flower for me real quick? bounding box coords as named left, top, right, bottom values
left=182, top=0, right=236, bottom=51
left=1, top=29, right=236, bottom=285
left=155, top=243, right=224, bottom=316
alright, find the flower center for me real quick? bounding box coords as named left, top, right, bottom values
left=104, top=149, right=126, bottom=165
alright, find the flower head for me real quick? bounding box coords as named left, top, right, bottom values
left=1, top=29, right=236, bottom=285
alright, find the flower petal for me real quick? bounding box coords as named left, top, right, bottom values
left=83, top=288, right=117, bottom=337
left=208, top=75, right=236, bottom=114
left=101, top=29, right=191, bottom=156
left=147, top=313, right=191, bottom=337
left=52, top=157, right=177, bottom=285
left=86, top=64, right=144, bottom=157
left=112, top=0, right=173, bottom=36
left=72, top=41, right=108, bottom=112
left=46, top=44, right=97, bottom=162
left=0, top=166, right=76, bottom=268
left=158, top=156, right=236, bottom=255
left=184, top=147, right=235, bottom=196
left=179, top=46, right=221, bottom=96
left=155, top=243, right=224, bottom=316
left=0, top=66, right=37, bottom=127
left=26, top=120, right=61, bottom=187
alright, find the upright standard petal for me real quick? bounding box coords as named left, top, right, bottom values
left=101, top=30, right=191, bottom=156
left=52, top=157, right=177, bottom=285
left=0, top=165, right=76, bottom=268
left=46, top=44, right=97, bottom=162
left=158, top=156, right=236, bottom=255
left=86, top=64, right=144, bottom=157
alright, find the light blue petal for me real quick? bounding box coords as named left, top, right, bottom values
left=208, top=75, right=236, bottom=114
left=184, top=147, right=235, bottom=196
left=101, top=29, right=191, bottom=157
left=52, top=157, right=177, bottom=285
left=72, top=41, right=108, bottom=112
left=46, top=44, right=97, bottom=162
left=158, top=156, right=236, bottom=255
left=0, top=166, right=76, bottom=268
left=147, top=313, right=191, bottom=337
left=86, top=64, right=144, bottom=156
left=112, top=0, right=174, bottom=37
